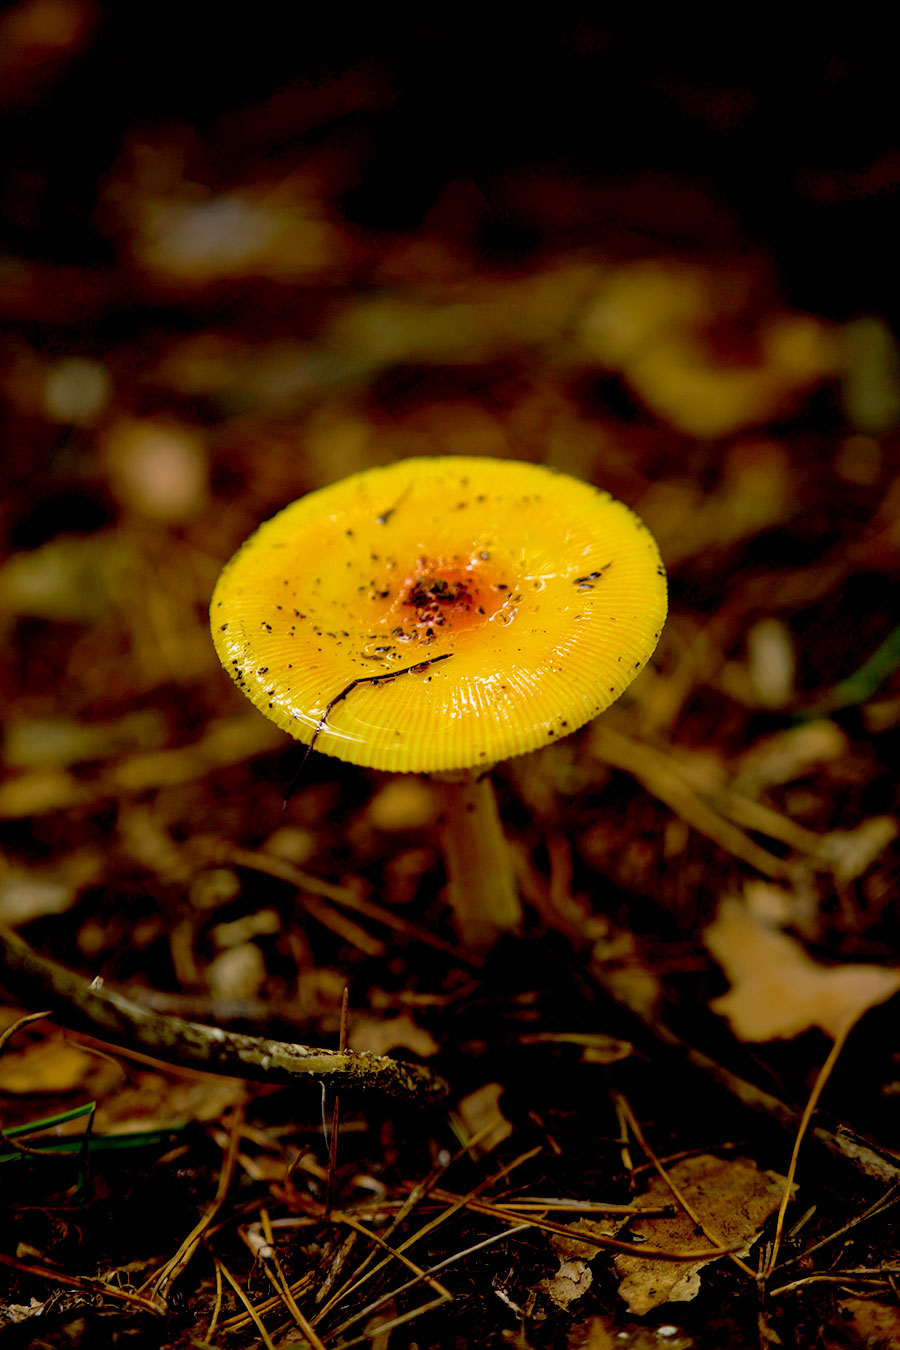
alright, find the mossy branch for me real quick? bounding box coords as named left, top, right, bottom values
left=0, top=926, right=447, bottom=1108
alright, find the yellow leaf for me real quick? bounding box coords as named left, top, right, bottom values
left=706, top=897, right=900, bottom=1041
left=0, top=1040, right=97, bottom=1094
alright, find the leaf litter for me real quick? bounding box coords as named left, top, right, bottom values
left=3, top=30, right=900, bottom=1350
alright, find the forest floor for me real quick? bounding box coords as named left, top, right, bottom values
left=3, top=33, right=900, bottom=1350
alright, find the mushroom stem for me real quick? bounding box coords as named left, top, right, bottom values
left=433, top=771, right=522, bottom=946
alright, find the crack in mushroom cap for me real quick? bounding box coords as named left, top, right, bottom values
left=210, top=456, right=668, bottom=773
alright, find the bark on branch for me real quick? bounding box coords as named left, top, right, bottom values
left=0, top=926, right=447, bottom=1108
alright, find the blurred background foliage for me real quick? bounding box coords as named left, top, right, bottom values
left=3, top=9, right=900, bottom=1345
left=2, top=5, right=900, bottom=941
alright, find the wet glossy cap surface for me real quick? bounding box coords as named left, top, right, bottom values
left=210, top=456, right=667, bottom=772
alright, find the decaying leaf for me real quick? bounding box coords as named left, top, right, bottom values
left=540, top=1218, right=621, bottom=1312
left=456, top=1082, right=513, bottom=1155
left=706, top=896, right=900, bottom=1041
left=541, top=1257, right=594, bottom=1309
left=1, top=1299, right=50, bottom=1326
left=92, top=1073, right=246, bottom=1134
left=839, top=1296, right=900, bottom=1348
left=0, top=1036, right=105, bottom=1095
left=614, top=1154, right=785, bottom=1315
left=350, top=1012, right=439, bottom=1059
left=549, top=1217, right=622, bottom=1263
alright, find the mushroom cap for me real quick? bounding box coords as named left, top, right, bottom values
left=210, top=456, right=667, bottom=773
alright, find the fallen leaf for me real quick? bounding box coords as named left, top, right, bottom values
left=92, top=1072, right=246, bottom=1134
left=614, top=1153, right=785, bottom=1315
left=0, top=769, right=84, bottom=819
left=706, top=896, right=900, bottom=1041
left=839, top=1296, right=900, bottom=1348
left=350, top=1013, right=439, bottom=1059
left=1, top=1299, right=49, bottom=1325
left=456, top=1082, right=513, bottom=1155
left=3, top=711, right=163, bottom=770
left=0, top=1038, right=103, bottom=1095
left=0, top=872, right=76, bottom=924
left=549, top=1218, right=621, bottom=1262
left=541, top=1257, right=593, bottom=1309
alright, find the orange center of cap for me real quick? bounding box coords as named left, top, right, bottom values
left=366, top=553, right=514, bottom=660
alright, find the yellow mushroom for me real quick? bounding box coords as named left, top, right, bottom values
left=211, top=456, right=667, bottom=946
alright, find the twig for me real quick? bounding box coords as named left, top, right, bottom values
left=427, top=1186, right=736, bottom=1260
left=0, top=925, right=447, bottom=1107
left=143, top=1106, right=244, bottom=1305
left=311, top=1124, right=511, bottom=1324
left=217, top=1258, right=277, bottom=1349
left=257, top=1207, right=327, bottom=1350
left=592, top=957, right=900, bottom=1186
left=775, top=1184, right=900, bottom=1274
left=0, top=1249, right=161, bottom=1315
left=763, top=1020, right=854, bottom=1279
left=324, top=987, right=350, bottom=1216
left=327, top=1224, right=532, bottom=1343
left=590, top=726, right=794, bottom=879
left=206, top=1259, right=225, bottom=1342
left=217, top=1270, right=315, bottom=1333
left=335, top=1212, right=453, bottom=1302
left=315, top=1145, right=543, bottom=1323
left=224, top=843, right=471, bottom=961
left=0, top=1006, right=52, bottom=1053
left=614, top=1091, right=756, bottom=1278
left=769, top=1267, right=900, bottom=1296
left=334, top=1294, right=450, bottom=1350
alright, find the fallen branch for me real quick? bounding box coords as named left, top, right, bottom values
left=591, top=957, right=900, bottom=1187
left=0, top=926, right=447, bottom=1107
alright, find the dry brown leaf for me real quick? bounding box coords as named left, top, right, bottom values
left=614, top=1154, right=785, bottom=1315
left=92, top=1072, right=246, bottom=1134
left=541, top=1258, right=594, bottom=1309
left=455, top=1082, right=513, bottom=1155
left=349, top=1012, right=439, bottom=1059
left=0, top=1037, right=106, bottom=1095
left=549, top=1218, right=621, bottom=1262
left=706, top=897, right=900, bottom=1041
left=839, top=1297, right=900, bottom=1348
